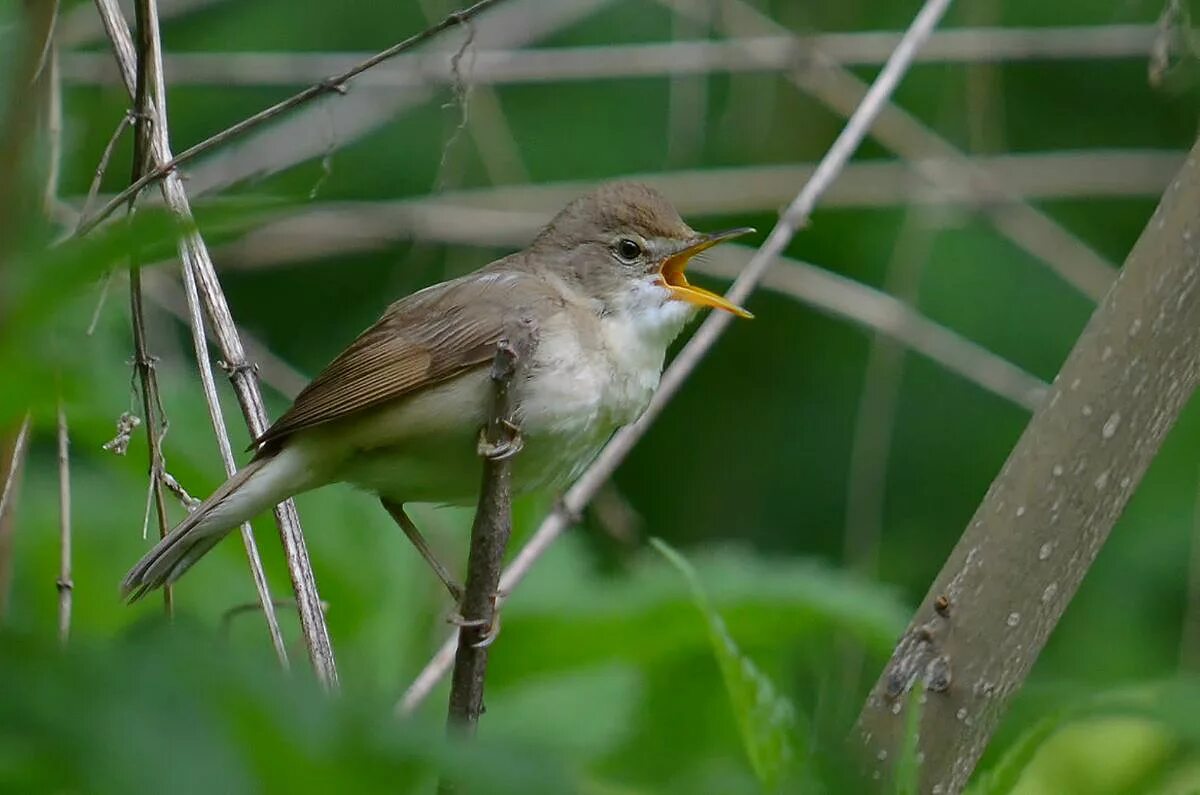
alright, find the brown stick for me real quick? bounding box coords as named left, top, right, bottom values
left=444, top=322, right=533, bottom=744
left=128, top=0, right=173, bottom=615
left=75, top=0, right=508, bottom=237
left=92, top=0, right=335, bottom=685
left=55, top=403, right=72, bottom=644
left=855, top=141, right=1200, bottom=793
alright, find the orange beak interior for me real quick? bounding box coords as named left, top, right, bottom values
left=659, top=227, right=756, bottom=319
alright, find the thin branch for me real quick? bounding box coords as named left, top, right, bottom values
left=856, top=144, right=1200, bottom=792
left=77, top=111, right=134, bottom=234
left=219, top=597, right=329, bottom=639
left=75, top=0, right=510, bottom=237
left=59, top=0, right=233, bottom=47
left=142, top=272, right=309, bottom=399
left=700, top=246, right=1047, bottom=409
left=209, top=151, right=1182, bottom=271
left=42, top=39, right=63, bottom=217
left=146, top=0, right=617, bottom=199
left=55, top=402, right=72, bottom=644
left=0, top=417, right=32, bottom=623
left=58, top=26, right=1164, bottom=89
left=78, top=113, right=133, bottom=335
left=92, top=0, right=337, bottom=686
left=129, top=0, right=174, bottom=615
left=680, top=0, right=1116, bottom=301
left=178, top=245, right=290, bottom=668
left=443, top=323, right=533, bottom=747
left=398, top=0, right=956, bottom=714
left=42, top=35, right=73, bottom=645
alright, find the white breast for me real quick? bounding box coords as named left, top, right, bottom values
left=514, top=281, right=693, bottom=490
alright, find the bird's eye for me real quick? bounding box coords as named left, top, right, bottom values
left=615, top=238, right=643, bottom=262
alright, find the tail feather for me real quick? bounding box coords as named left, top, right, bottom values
left=121, top=449, right=309, bottom=601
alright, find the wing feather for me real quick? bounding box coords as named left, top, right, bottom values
left=252, top=268, right=537, bottom=451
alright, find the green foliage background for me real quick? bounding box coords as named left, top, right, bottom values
left=3, top=0, right=1200, bottom=792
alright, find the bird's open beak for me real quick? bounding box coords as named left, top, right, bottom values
left=659, top=227, right=756, bottom=319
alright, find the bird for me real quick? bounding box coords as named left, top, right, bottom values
left=120, top=181, right=754, bottom=601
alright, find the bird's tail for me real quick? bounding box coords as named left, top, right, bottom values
left=121, top=448, right=310, bottom=602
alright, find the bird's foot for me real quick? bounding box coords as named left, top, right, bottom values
left=477, top=425, right=523, bottom=460
left=447, top=592, right=503, bottom=648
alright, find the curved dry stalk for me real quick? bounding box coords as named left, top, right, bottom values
left=179, top=260, right=290, bottom=667
left=856, top=142, right=1200, bottom=792
left=128, top=0, right=175, bottom=617
left=93, top=0, right=336, bottom=685
left=397, top=0, right=957, bottom=714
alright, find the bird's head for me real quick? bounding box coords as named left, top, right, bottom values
left=532, top=182, right=755, bottom=324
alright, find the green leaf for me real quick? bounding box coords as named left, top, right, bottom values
left=650, top=538, right=801, bottom=793
left=492, top=536, right=909, bottom=685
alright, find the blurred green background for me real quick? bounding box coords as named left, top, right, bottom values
left=3, top=0, right=1200, bottom=792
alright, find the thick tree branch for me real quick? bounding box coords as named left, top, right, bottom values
left=855, top=142, right=1200, bottom=793
left=398, top=0, right=955, bottom=714
left=75, top=0, right=509, bottom=236
left=443, top=323, right=533, bottom=744
left=92, top=0, right=336, bottom=685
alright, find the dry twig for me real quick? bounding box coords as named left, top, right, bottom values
left=55, top=403, right=72, bottom=644
left=856, top=142, right=1200, bottom=792
left=128, top=0, right=175, bottom=614
left=92, top=0, right=335, bottom=684
left=76, top=0, right=510, bottom=236
left=398, top=0, right=957, bottom=714
left=58, top=26, right=1164, bottom=89
left=172, top=0, right=615, bottom=198
left=214, top=151, right=1183, bottom=267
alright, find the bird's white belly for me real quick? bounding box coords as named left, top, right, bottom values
left=321, top=308, right=673, bottom=505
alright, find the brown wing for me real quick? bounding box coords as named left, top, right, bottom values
left=252, top=266, right=536, bottom=452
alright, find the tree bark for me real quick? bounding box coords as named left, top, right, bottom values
left=856, top=139, right=1200, bottom=793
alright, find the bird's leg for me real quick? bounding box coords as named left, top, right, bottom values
left=380, top=499, right=463, bottom=602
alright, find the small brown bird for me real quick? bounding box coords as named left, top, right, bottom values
left=121, top=182, right=753, bottom=601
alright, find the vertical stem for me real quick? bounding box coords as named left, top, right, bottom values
left=128, top=264, right=173, bottom=615
left=444, top=332, right=529, bottom=739
left=92, top=0, right=338, bottom=685
left=128, top=0, right=172, bottom=615
left=56, top=402, right=72, bottom=644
